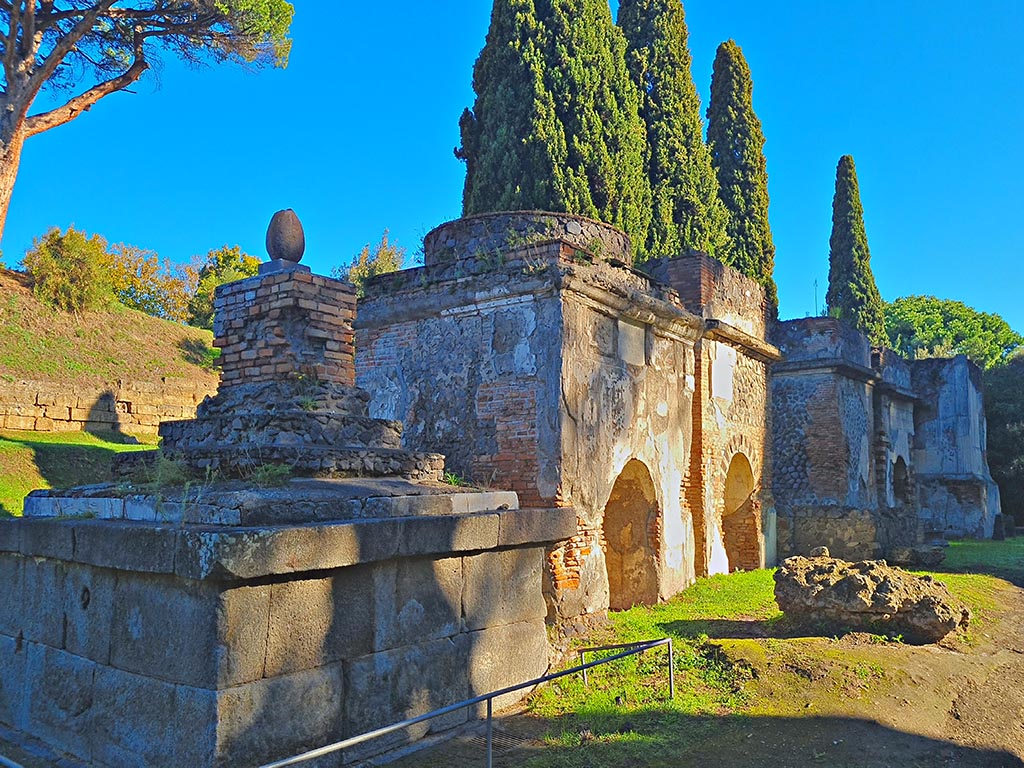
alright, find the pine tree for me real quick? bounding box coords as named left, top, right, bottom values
left=706, top=40, right=778, bottom=314
left=826, top=155, right=887, bottom=346
left=617, top=0, right=730, bottom=261
left=458, top=0, right=653, bottom=259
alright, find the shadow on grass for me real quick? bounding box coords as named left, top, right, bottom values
left=926, top=538, right=1024, bottom=588
left=398, top=710, right=1024, bottom=768
left=179, top=337, right=220, bottom=369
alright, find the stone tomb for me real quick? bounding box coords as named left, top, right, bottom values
left=0, top=234, right=573, bottom=767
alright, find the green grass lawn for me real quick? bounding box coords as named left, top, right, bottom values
left=518, top=541, right=1023, bottom=767
left=0, top=429, right=158, bottom=516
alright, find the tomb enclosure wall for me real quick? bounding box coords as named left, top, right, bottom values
left=0, top=507, right=571, bottom=767
left=910, top=356, right=1001, bottom=537
left=357, top=214, right=708, bottom=620
left=648, top=254, right=778, bottom=576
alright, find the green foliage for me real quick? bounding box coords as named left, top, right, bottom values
left=458, top=0, right=653, bottom=260
left=826, top=155, right=886, bottom=346
left=883, top=296, right=1022, bottom=370
left=0, top=430, right=157, bottom=516
left=706, top=39, right=777, bottom=313
left=21, top=227, right=112, bottom=313
left=332, top=230, right=405, bottom=296
left=187, top=245, right=260, bottom=329
left=983, top=353, right=1024, bottom=524
left=618, top=0, right=730, bottom=262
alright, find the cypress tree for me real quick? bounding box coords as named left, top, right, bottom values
left=457, top=0, right=569, bottom=214
left=706, top=39, right=778, bottom=314
left=458, top=0, right=653, bottom=260
left=826, top=155, right=887, bottom=346
left=617, top=0, right=730, bottom=261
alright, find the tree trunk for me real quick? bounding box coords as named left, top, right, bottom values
left=0, top=125, right=26, bottom=246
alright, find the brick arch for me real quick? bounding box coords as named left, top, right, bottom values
left=602, top=459, right=661, bottom=610
left=722, top=452, right=761, bottom=571
left=718, top=434, right=762, bottom=483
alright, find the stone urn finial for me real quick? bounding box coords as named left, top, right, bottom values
left=266, top=209, right=305, bottom=263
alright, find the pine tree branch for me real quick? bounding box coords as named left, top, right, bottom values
left=25, top=0, right=117, bottom=98
left=24, top=34, right=147, bottom=136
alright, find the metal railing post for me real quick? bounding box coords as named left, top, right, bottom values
left=579, top=650, right=588, bottom=686
left=485, top=697, right=493, bottom=768
left=667, top=638, right=675, bottom=700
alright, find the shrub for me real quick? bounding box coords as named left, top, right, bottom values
left=21, top=226, right=112, bottom=312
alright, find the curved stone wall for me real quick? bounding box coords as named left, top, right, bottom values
left=423, top=211, right=632, bottom=266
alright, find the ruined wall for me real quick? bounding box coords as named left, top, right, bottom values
left=651, top=254, right=776, bottom=575
left=0, top=378, right=215, bottom=435
left=911, top=356, right=1001, bottom=537
left=771, top=318, right=892, bottom=559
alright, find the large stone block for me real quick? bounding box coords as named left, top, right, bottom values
left=73, top=520, right=178, bottom=574
left=0, top=554, right=23, bottom=637
left=63, top=563, right=116, bottom=664
left=345, top=634, right=470, bottom=757
left=89, top=666, right=185, bottom=768
left=374, top=557, right=463, bottom=652
left=25, top=643, right=98, bottom=760
left=467, top=620, right=550, bottom=711
left=0, top=633, right=27, bottom=730
left=0, top=520, right=21, bottom=553
left=216, top=663, right=345, bottom=768
left=21, top=558, right=65, bottom=646
left=497, top=507, right=577, bottom=546
left=17, top=517, right=75, bottom=560
left=463, top=548, right=546, bottom=631
left=175, top=520, right=401, bottom=581
left=110, top=575, right=269, bottom=688
left=264, top=567, right=374, bottom=677
left=399, top=513, right=499, bottom=557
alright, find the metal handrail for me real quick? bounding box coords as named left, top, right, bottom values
left=257, top=636, right=675, bottom=768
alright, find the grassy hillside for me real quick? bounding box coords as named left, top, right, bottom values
left=0, top=268, right=219, bottom=387
left=0, top=430, right=158, bottom=516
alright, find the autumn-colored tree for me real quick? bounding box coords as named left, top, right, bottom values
left=21, top=225, right=111, bottom=312
left=108, top=243, right=197, bottom=323
left=0, top=1, right=294, bottom=240
left=187, top=245, right=260, bottom=329
left=826, top=155, right=886, bottom=346
left=332, top=230, right=405, bottom=296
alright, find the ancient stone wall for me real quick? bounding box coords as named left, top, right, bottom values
left=911, top=356, right=1001, bottom=537
left=0, top=507, right=570, bottom=766
left=0, top=378, right=215, bottom=435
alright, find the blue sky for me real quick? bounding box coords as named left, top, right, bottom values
left=4, top=1, right=1023, bottom=330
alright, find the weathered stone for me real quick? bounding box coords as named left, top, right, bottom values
left=463, top=548, right=546, bottom=631
left=63, top=563, right=116, bottom=664
left=497, top=507, right=576, bottom=546
left=345, top=634, right=470, bottom=759
left=0, top=519, right=21, bottom=553
left=399, top=513, right=499, bottom=556
left=216, top=664, right=345, bottom=767
left=0, top=554, right=23, bottom=637
left=774, top=555, right=970, bottom=643
left=266, top=208, right=306, bottom=263
left=110, top=576, right=269, bottom=688
left=18, top=517, right=75, bottom=560
left=467, top=619, right=549, bottom=711
left=72, top=520, right=178, bottom=574
left=373, top=557, right=463, bottom=652
left=21, top=558, right=64, bottom=646
left=89, top=666, right=182, bottom=768
left=264, top=567, right=374, bottom=676
left=0, top=633, right=27, bottom=729
left=25, top=643, right=98, bottom=760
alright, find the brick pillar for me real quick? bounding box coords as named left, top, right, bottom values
left=213, top=269, right=356, bottom=389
